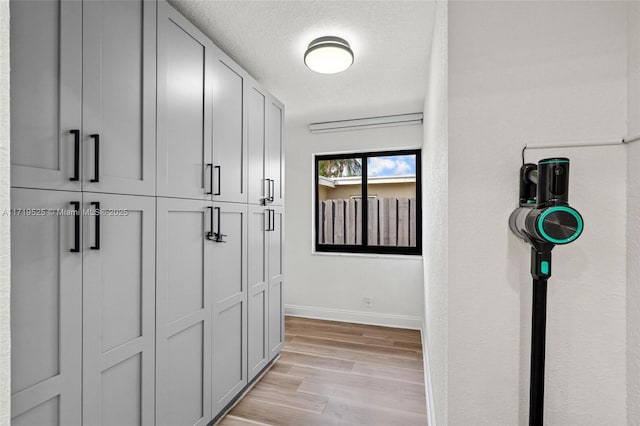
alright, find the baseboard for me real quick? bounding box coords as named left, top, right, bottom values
left=421, top=319, right=437, bottom=426
left=284, top=304, right=423, bottom=330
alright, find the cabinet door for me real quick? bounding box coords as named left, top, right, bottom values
left=212, top=54, right=248, bottom=203
left=10, top=188, right=82, bottom=426
left=156, top=198, right=212, bottom=426
left=247, top=206, right=268, bottom=381
left=265, top=99, right=284, bottom=206
left=267, top=206, right=285, bottom=360
left=157, top=1, right=213, bottom=200
left=211, top=202, right=248, bottom=416
left=247, top=83, right=267, bottom=206
left=82, top=0, right=156, bottom=196
left=82, top=193, right=155, bottom=426
left=10, top=0, right=82, bottom=191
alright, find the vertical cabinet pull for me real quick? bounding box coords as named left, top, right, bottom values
left=206, top=206, right=214, bottom=240
left=206, top=164, right=213, bottom=195
left=70, top=201, right=80, bottom=252
left=269, top=179, right=275, bottom=203
left=266, top=209, right=275, bottom=232
left=89, top=134, right=100, bottom=183
left=70, top=130, right=80, bottom=181
left=90, top=201, right=100, bottom=250
left=214, top=166, right=221, bottom=196
left=206, top=206, right=227, bottom=243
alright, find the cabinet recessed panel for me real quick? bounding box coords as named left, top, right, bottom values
left=10, top=0, right=60, bottom=171
left=214, top=212, right=244, bottom=301
left=168, top=211, right=205, bottom=322
left=247, top=87, right=265, bottom=204
left=101, top=211, right=143, bottom=352
left=167, top=322, right=204, bottom=426
left=269, top=212, right=283, bottom=276
left=164, top=18, right=210, bottom=196
left=12, top=396, right=59, bottom=426
left=100, top=0, right=143, bottom=181
left=248, top=291, right=266, bottom=369
left=100, top=354, right=142, bottom=426
left=248, top=209, right=266, bottom=287
left=213, top=303, right=243, bottom=400
left=11, top=213, right=61, bottom=393
left=213, top=59, right=245, bottom=202
left=269, top=280, right=283, bottom=355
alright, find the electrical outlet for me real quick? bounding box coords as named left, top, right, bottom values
left=363, top=296, right=374, bottom=308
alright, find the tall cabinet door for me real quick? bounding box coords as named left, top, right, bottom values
left=82, top=0, right=156, bottom=196
left=10, top=0, right=82, bottom=191
left=157, top=1, right=213, bottom=200
left=82, top=193, right=156, bottom=426
left=247, top=83, right=266, bottom=206
left=247, top=206, right=268, bottom=381
left=10, top=188, right=82, bottom=426
left=156, top=198, right=213, bottom=426
left=265, top=99, right=284, bottom=206
left=212, top=54, right=248, bottom=203
left=211, top=202, right=248, bottom=416
left=268, top=206, right=285, bottom=360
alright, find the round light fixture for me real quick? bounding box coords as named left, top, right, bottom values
left=304, top=36, right=354, bottom=74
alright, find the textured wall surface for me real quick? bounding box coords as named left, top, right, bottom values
left=0, top=0, right=9, bottom=424
left=284, top=121, right=424, bottom=329
left=422, top=1, right=447, bottom=425
left=448, top=2, right=627, bottom=424
left=627, top=2, right=640, bottom=423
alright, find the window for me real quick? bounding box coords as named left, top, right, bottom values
left=315, top=149, right=422, bottom=255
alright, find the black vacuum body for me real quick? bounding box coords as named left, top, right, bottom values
left=509, top=158, right=583, bottom=425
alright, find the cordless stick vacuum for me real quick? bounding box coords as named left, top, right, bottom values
left=508, top=158, right=584, bottom=426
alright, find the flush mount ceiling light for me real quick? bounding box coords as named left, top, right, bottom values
left=304, top=36, right=354, bottom=74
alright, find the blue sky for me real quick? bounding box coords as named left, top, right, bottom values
left=368, top=155, right=416, bottom=177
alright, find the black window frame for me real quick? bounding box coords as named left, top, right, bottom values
left=314, top=149, right=422, bottom=256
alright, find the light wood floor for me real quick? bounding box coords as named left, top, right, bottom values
left=219, top=316, right=427, bottom=426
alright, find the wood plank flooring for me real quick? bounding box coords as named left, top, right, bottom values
left=219, top=316, right=427, bottom=426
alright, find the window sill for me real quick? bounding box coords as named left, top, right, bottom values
left=311, top=251, right=423, bottom=261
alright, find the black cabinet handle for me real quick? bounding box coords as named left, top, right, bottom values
left=214, top=166, right=221, bottom=196
left=89, top=134, right=100, bottom=183
left=210, top=206, right=227, bottom=243
left=206, top=164, right=213, bottom=195
left=70, top=130, right=80, bottom=181
left=206, top=206, right=214, bottom=240
left=90, top=201, right=100, bottom=250
left=70, top=201, right=80, bottom=252
left=269, top=179, right=275, bottom=203
left=270, top=209, right=275, bottom=232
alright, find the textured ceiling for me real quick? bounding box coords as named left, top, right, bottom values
left=168, top=0, right=436, bottom=124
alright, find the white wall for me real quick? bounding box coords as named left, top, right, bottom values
left=422, top=1, right=447, bottom=425
left=627, top=2, right=640, bottom=423
left=0, top=0, right=9, bottom=424
left=448, top=2, right=627, bottom=424
left=284, top=121, right=424, bottom=329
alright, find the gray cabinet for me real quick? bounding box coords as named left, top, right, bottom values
left=10, top=0, right=82, bottom=192
left=10, top=0, right=156, bottom=196
left=265, top=99, right=285, bottom=206
left=156, top=2, right=213, bottom=200
left=247, top=206, right=269, bottom=380
left=82, top=193, right=156, bottom=426
left=211, top=202, right=248, bottom=415
left=10, top=188, right=82, bottom=426
left=247, top=81, right=284, bottom=206
left=82, top=0, right=156, bottom=196
left=156, top=198, right=212, bottom=426
left=267, top=206, right=285, bottom=359
left=212, top=54, right=248, bottom=203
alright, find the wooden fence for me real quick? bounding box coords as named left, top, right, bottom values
left=318, top=198, right=416, bottom=247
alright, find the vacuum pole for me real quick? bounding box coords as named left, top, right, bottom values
left=529, top=277, right=548, bottom=426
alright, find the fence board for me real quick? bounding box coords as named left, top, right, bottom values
left=346, top=199, right=356, bottom=244
left=409, top=198, right=416, bottom=247
left=334, top=200, right=345, bottom=244
left=398, top=198, right=410, bottom=246
left=388, top=199, right=397, bottom=246
left=368, top=199, right=378, bottom=245
left=323, top=200, right=333, bottom=244
left=356, top=199, right=362, bottom=245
